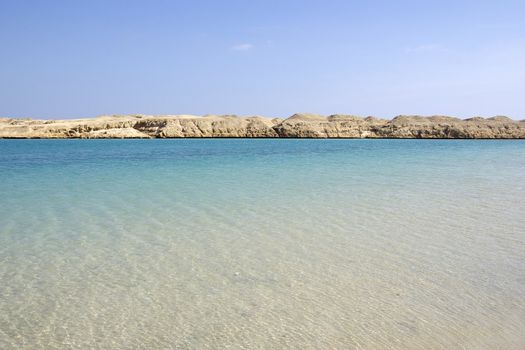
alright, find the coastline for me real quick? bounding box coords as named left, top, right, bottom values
left=1, top=113, right=524, bottom=139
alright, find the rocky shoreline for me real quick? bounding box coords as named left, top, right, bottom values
left=1, top=114, right=524, bottom=139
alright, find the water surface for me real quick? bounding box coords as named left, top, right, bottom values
left=1, top=139, right=524, bottom=349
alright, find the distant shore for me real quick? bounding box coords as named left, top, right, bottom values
left=1, top=113, right=524, bottom=139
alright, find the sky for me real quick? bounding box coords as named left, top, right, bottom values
left=1, top=0, right=524, bottom=119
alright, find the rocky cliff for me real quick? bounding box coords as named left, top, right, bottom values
left=1, top=113, right=523, bottom=139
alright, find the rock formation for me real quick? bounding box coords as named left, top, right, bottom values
left=0, top=113, right=523, bottom=139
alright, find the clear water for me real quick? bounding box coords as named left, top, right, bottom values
left=0, top=139, right=524, bottom=349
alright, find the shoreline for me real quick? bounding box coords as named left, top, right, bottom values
left=1, top=113, right=524, bottom=139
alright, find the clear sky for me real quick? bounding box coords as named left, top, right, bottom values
left=1, top=0, right=524, bottom=119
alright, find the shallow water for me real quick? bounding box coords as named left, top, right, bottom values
left=0, top=139, right=524, bottom=349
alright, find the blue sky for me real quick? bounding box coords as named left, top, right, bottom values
left=1, top=0, right=524, bottom=119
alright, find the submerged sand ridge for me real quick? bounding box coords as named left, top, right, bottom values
left=1, top=113, right=524, bottom=139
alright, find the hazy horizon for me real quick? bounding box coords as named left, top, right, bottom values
left=1, top=112, right=524, bottom=121
left=1, top=0, right=524, bottom=120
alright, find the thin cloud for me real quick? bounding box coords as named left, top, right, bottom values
left=405, top=44, right=442, bottom=53
left=232, top=43, right=253, bottom=51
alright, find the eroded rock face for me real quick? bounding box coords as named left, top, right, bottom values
left=274, top=114, right=525, bottom=138
left=0, top=114, right=523, bottom=138
left=274, top=114, right=389, bottom=138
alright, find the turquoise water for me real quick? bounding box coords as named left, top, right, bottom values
left=1, top=139, right=524, bottom=349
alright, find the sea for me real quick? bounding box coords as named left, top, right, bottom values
left=0, top=139, right=524, bottom=349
